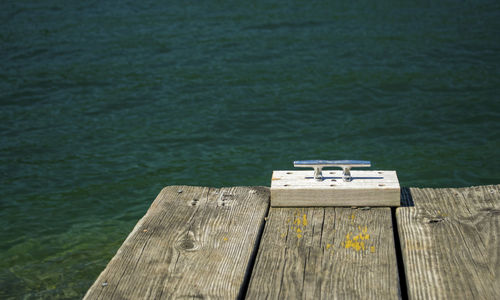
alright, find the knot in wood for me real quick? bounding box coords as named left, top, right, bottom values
left=176, top=231, right=198, bottom=251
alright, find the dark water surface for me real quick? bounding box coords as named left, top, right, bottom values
left=1, top=0, right=500, bottom=298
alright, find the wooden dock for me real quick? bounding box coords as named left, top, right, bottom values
left=84, top=185, right=499, bottom=299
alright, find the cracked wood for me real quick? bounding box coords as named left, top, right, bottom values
left=397, top=185, right=500, bottom=299
left=246, top=206, right=400, bottom=299
left=84, top=186, right=269, bottom=299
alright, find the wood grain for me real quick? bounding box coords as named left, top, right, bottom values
left=396, top=185, right=500, bottom=299
left=84, top=186, right=269, bottom=300
left=246, top=206, right=401, bottom=299
left=271, top=170, right=400, bottom=207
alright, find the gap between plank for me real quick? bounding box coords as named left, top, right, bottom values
left=391, top=207, right=409, bottom=300
left=238, top=196, right=270, bottom=300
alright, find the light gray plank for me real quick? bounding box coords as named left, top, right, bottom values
left=397, top=185, right=500, bottom=299
left=247, top=206, right=401, bottom=299
left=84, top=186, right=269, bottom=300
left=271, top=170, right=400, bottom=207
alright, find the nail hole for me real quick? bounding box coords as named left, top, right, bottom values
left=378, top=184, right=385, bottom=187
left=429, top=218, right=443, bottom=223
left=329, top=172, right=334, bottom=174
left=330, top=184, right=336, bottom=187
left=378, top=171, right=383, bottom=174
left=331, top=179, right=336, bottom=182
left=284, top=184, right=290, bottom=187
left=286, top=172, right=293, bottom=174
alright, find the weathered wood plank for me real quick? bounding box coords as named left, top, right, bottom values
left=271, top=170, right=400, bottom=207
left=246, top=206, right=401, bottom=299
left=397, top=185, right=500, bottom=299
left=84, top=186, right=269, bottom=300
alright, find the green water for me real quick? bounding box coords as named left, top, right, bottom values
left=1, top=0, right=499, bottom=298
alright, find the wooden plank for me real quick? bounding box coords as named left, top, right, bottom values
left=396, top=185, right=500, bottom=299
left=84, top=186, right=269, bottom=300
left=271, top=170, right=400, bottom=207
left=246, top=206, right=401, bottom=299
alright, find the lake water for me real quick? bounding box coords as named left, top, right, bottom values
left=1, top=0, right=499, bottom=298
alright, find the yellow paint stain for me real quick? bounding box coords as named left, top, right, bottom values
left=281, top=233, right=286, bottom=238
left=350, top=213, right=355, bottom=224
left=223, top=237, right=228, bottom=241
left=345, top=238, right=363, bottom=251
left=370, top=246, right=375, bottom=253
left=297, top=234, right=302, bottom=238
left=353, top=242, right=361, bottom=251
left=296, top=228, right=302, bottom=233
left=294, top=218, right=301, bottom=226
left=271, top=177, right=281, bottom=180
left=326, top=243, right=331, bottom=249
left=303, top=214, right=308, bottom=226
left=342, top=228, right=372, bottom=252
left=286, top=218, right=290, bottom=223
